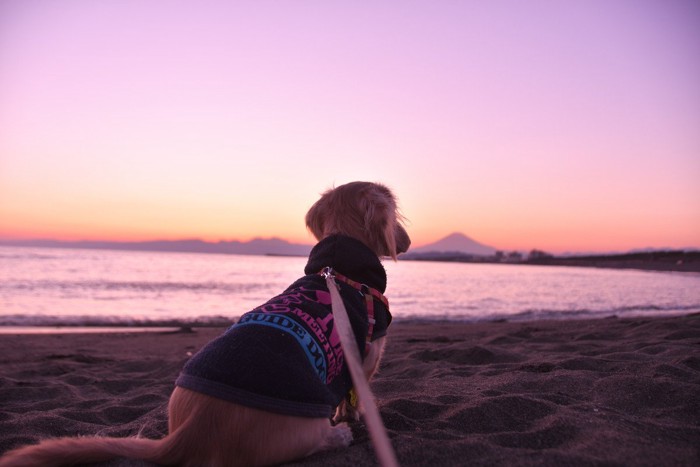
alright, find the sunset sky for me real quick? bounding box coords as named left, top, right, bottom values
left=1, top=0, right=698, bottom=253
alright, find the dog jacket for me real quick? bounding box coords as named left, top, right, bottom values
left=175, top=235, right=392, bottom=418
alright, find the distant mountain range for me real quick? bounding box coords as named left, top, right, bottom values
left=0, top=238, right=314, bottom=257
left=3, top=235, right=697, bottom=275
left=0, top=232, right=498, bottom=258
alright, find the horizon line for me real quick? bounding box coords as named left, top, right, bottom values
left=1, top=235, right=698, bottom=257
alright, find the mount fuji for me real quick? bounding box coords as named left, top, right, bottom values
left=407, top=232, right=497, bottom=257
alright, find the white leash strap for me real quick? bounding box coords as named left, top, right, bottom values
left=324, top=274, right=399, bottom=467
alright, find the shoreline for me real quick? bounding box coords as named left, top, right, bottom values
left=1, top=314, right=699, bottom=465
left=0, top=326, right=187, bottom=335
left=403, top=251, right=700, bottom=273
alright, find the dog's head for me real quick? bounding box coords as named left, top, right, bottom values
left=305, top=181, right=410, bottom=260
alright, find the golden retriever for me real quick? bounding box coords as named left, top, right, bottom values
left=0, top=181, right=410, bottom=467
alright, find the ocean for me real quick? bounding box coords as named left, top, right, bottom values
left=1, top=246, right=699, bottom=330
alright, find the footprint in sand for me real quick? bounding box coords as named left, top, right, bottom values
left=446, top=396, right=556, bottom=434
left=411, top=345, right=525, bottom=366
left=492, top=421, right=579, bottom=449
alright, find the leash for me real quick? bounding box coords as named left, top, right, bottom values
left=321, top=267, right=399, bottom=467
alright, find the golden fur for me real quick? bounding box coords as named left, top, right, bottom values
left=0, top=181, right=409, bottom=467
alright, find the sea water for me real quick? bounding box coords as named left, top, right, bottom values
left=1, top=246, right=699, bottom=328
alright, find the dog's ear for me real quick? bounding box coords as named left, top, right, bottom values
left=366, top=184, right=401, bottom=260
left=306, top=182, right=410, bottom=260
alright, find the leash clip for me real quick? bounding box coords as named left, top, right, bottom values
left=320, top=266, right=335, bottom=279
left=320, top=267, right=341, bottom=291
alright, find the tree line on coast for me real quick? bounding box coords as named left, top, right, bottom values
left=399, top=249, right=700, bottom=273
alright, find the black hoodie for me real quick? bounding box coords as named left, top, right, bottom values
left=175, top=235, right=391, bottom=418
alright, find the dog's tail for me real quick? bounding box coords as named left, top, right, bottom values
left=0, top=432, right=184, bottom=467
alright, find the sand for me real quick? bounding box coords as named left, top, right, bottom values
left=1, top=315, right=699, bottom=466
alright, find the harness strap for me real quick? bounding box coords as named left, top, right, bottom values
left=319, top=267, right=389, bottom=355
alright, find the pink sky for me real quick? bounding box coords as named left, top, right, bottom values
left=1, top=0, right=698, bottom=253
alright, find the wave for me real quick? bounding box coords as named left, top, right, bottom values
left=392, top=303, right=700, bottom=323
left=0, top=314, right=238, bottom=328
left=0, top=252, right=59, bottom=260
left=0, top=280, right=265, bottom=295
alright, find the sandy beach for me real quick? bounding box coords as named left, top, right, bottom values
left=1, top=315, right=699, bottom=466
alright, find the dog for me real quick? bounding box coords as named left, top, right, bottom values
left=0, top=181, right=410, bottom=467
